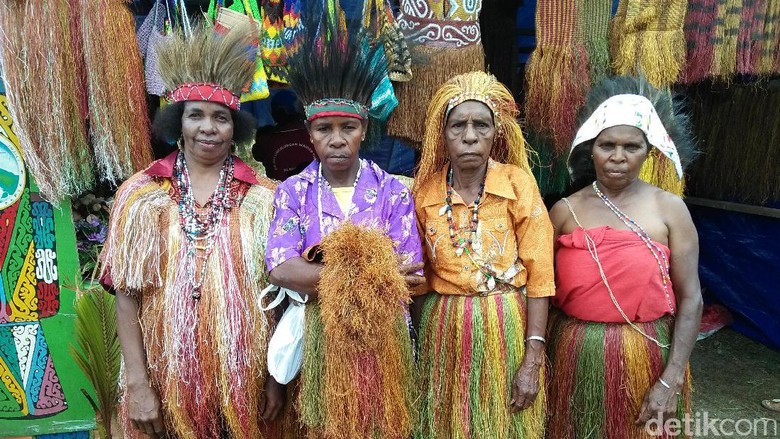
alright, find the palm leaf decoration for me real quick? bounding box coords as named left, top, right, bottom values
left=70, top=286, right=121, bottom=439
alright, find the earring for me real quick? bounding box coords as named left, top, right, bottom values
left=177, top=136, right=184, bottom=151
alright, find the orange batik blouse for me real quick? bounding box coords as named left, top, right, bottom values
left=414, top=160, right=556, bottom=297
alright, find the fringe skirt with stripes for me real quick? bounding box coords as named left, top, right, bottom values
left=546, top=312, right=692, bottom=439
left=416, top=292, right=546, bottom=439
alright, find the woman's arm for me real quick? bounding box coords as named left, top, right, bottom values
left=268, top=257, right=322, bottom=296
left=636, top=195, right=703, bottom=424
left=116, top=291, right=164, bottom=436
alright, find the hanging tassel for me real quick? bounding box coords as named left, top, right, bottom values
left=524, top=0, right=590, bottom=153
left=0, top=0, right=93, bottom=203
left=81, top=0, right=153, bottom=185
left=611, top=0, right=687, bottom=88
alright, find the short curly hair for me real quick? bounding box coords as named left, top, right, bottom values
left=151, top=101, right=257, bottom=146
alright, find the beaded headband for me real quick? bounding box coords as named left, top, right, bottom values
left=444, top=92, right=498, bottom=120
left=304, top=98, right=369, bottom=121
left=570, top=94, right=683, bottom=178
left=169, top=82, right=241, bottom=111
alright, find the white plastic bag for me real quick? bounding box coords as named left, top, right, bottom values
left=261, top=285, right=308, bottom=384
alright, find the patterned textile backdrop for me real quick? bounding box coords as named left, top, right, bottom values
left=0, top=94, right=95, bottom=435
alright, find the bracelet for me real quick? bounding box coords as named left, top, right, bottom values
left=525, top=335, right=546, bottom=344
left=658, top=378, right=671, bottom=389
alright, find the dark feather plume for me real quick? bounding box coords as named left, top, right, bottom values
left=286, top=0, right=388, bottom=108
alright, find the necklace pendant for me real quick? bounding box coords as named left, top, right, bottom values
left=455, top=246, right=464, bottom=257
left=191, top=286, right=201, bottom=300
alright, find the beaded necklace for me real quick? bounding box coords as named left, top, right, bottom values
left=591, top=181, right=675, bottom=315
left=317, top=159, right=363, bottom=234
left=444, top=166, right=485, bottom=256
left=175, top=152, right=234, bottom=300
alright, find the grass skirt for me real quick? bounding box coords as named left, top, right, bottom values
left=416, top=292, right=545, bottom=439
left=547, top=312, right=692, bottom=439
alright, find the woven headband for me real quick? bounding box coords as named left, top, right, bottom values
left=168, top=82, right=241, bottom=111
left=305, top=98, right=369, bottom=121
left=445, top=92, right=498, bottom=120
left=570, top=94, right=683, bottom=178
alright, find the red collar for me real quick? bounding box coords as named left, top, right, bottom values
left=145, top=151, right=259, bottom=185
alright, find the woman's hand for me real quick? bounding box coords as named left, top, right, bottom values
left=259, top=375, right=286, bottom=422
left=635, top=379, right=681, bottom=426
left=509, top=360, right=541, bottom=412
left=399, top=261, right=425, bottom=288
left=126, top=382, right=164, bottom=437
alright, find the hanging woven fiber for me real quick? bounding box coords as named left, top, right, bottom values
left=687, top=84, right=780, bottom=204
left=736, top=0, right=766, bottom=75
left=679, top=0, right=719, bottom=83
left=546, top=312, right=692, bottom=439
left=0, top=0, right=93, bottom=203
left=611, top=0, right=688, bottom=88
left=761, top=0, right=780, bottom=74
left=524, top=0, right=590, bottom=154
left=709, top=0, right=742, bottom=78
left=81, top=0, right=153, bottom=185
left=582, top=0, right=613, bottom=84
left=68, top=0, right=89, bottom=122
left=300, top=223, right=416, bottom=439
left=387, top=0, right=485, bottom=146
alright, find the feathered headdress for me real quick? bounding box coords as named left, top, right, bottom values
left=285, top=0, right=388, bottom=122
left=414, top=71, right=533, bottom=193
left=568, top=76, right=697, bottom=196
left=155, top=21, right=258, bottom=110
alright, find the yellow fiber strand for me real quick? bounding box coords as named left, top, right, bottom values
left=639, top=152, right=685, bottom=196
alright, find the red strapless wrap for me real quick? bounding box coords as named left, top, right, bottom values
left=553, top=226, right=676, bottom=323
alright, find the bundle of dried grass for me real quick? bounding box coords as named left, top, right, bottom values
left=81, top=0, right=153, bottom=185
left=0, top=0, right=93, bottom=203
left=302, top=223, right=416, bottom=439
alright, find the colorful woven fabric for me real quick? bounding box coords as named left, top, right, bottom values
left=611, top=0, right=688, bottom=88
left=679, top=0, right=718, bottom=83
left=262, top=0, right=288, bottom=83
left=547, top=313, right=692, bottom=439
left=524, top=0, right=590, bottom=153
left=387, top=0, right=485, bottom=146
left=736, top=0, right=766, bottom=75
left=760, top=0, right=780, bottom=74
left=103, top=154, right=282, bottom=439
left=416, top=292, right=545, bottom=439
left=709, top=0, right=742, bottom=78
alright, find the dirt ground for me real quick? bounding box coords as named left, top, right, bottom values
left=690, top=328, right=780, bottom=437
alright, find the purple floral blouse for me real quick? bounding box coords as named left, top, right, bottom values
left=266, top=159, right=423, bottom=273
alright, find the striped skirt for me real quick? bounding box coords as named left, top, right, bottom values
left=546, top=312, right=692, bottom=439
left=416, top=292, right=546, bottom=439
